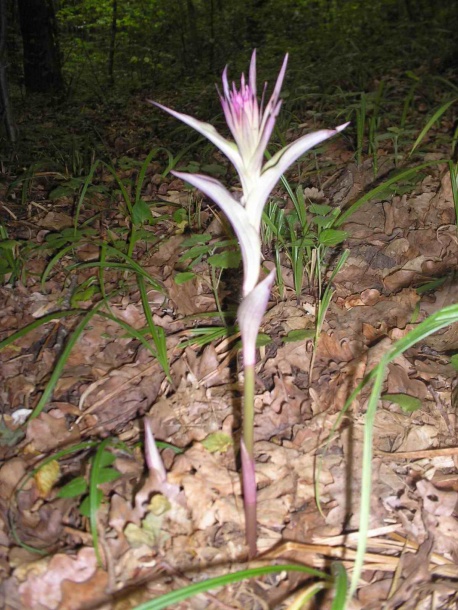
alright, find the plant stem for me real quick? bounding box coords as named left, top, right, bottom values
left=210, top=265, right=226, bottom=326
left=243, top=362, right=255, bottom=456
left=242, top=361, right=257, bottom=558
left=243, top=491, right=257, bottom=559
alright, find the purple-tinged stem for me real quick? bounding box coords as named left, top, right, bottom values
left=238, top=271, right=275, bottom=556
left=241, top=439, right=257, bottom=558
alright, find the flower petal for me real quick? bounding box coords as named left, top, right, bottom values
left=264, top=122, right=349, bottom=176
left=245, top=123, right=349, bottom=231
left=172, top=171, right=261, bottom=295
left=270, top=53, right=288, bottom=108
left=250, top=53, right=288, bottom=170
left=150, top=100, right=244, bottom=173
left=248, top=49, right=257, bottom=96
left=144, top=418, right=166, bottom=483
left=259, top=53, right=288, bottom=134
left=238, top=269, right=275, bottom=365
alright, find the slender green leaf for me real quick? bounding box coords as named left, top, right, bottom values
left=284, top=329, right=315, bottom=342
left=96, top=467, right=122, bottom=484
left=207, top=250, right=241, bottom=269
left=132, top=199, right=154, bottom=225
left=41, top=244, right=80, bottom=289
left=135, top=148, right=166, bottom=204
left=449, top=161, right=458, bottom=225
left=89, top=438, right=113, bottom=565
left=410, top=98, right=458, bottom=155
left=335, top=161, right=449, bottom=227
left=331, top=563, right=348, bottom=610
left=28, top=302, right=108, bottom=420
left=309, top=203, right=333, bottom=215
left=382, top=393, right=422, bottom=412
left=349, top=303, right=458, bottom=597
left=451, top=353, right=458, bottom=371
left=174, top=271, right=196, bottom=284
left=181, top=234, right=212, bottom=246
left=80, top=489, right=103, bottom=518
left=57, top=476, right=88, bottom=499
left=74, top=160, right=102, bottom=233
left=137, top=275, right=170, bottom=379
left=132, top=564, right=330, bottom=610
left=318, top=229, right=348, bottom=246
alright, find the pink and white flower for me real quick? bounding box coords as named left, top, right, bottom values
left=152, top=51, right=347, bottom=557
left=152, top=51, right=347, bottom=296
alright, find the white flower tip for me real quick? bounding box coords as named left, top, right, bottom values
left=144, top=418, right=167, bottom=483
left=336, top=122, right=350, bottom=132
left=274, top=53, right=289, bottom=96
left=249, top=50, right=257, bottom=93
left=147, top=99, right=175, bottom=115
left=221, top=65, right=231, bottom=98
left=170, top=169, right=185, bottom=182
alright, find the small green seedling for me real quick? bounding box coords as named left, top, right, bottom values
left=58, top=439, right=121, bottom=565
left=58, top=443, right=121, bottom=518
left=262, top=181, right=348, bottom=302
left=176, top=233, right=241, bottom=322
left=0, top=231, right=24, bottom=284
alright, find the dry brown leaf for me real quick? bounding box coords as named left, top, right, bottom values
left=416, top=480, right=458, bottom=517
left=16, top=547, right=99, bottom=610
left=25, top=410, right=81, bottom=453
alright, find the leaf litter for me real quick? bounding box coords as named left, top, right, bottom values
left=1, top=101, right=458, bottom=610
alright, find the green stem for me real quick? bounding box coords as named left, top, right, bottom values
left=127, top=225, right=137, bottom=259
left=210, top=265, right=226, bottom=326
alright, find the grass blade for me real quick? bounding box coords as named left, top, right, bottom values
left=74, top=160, right=101, bottom=234
left=0, top=310, right=83, bottom=351
left=28, top=301, right=108, bottom=420
left=409, top=97, right=458, bottom=156
left=335, top=160, right=449, bottom=227
left=330, top=563, right=348, bottom=610
left=137, top=275, right=170, bottom=379
left=89, top=438, right=112, bottom=566
left=132, top=564, right=330, bottom=610
left=349, top=302, right=458, bottom=598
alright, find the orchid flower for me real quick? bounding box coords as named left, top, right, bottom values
left=151, top=50, right=347, bottom=296
left=152, top=51, right=347, bottom=557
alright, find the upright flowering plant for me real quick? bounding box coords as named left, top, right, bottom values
left=152, top=51, right=347, bottom=557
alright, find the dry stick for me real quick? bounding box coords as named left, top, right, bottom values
left=312, top=524, right=402, bottom=546
left=315, top=529, right=456, bottom=572
left=375, top=446, right=458, bottom=459
left=264, top=540, right=457, bottom=578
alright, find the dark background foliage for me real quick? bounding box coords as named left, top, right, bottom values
left=1, top=0, right=457, bottom=165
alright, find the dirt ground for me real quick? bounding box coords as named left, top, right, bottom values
left=1, top=122, right=458, bottom=609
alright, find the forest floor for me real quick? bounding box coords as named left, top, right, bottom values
left=0, top=79, right=458, bottom=610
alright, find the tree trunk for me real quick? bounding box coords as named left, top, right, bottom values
left=0, top=0, right=16, bottom=140
left=246, top=0, right=268, bottom=47
left=17, top=0, right=63, bottom=94
left=107, top=0, right=117, bottom=86
left=186, top=0, right=200, bottom=69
